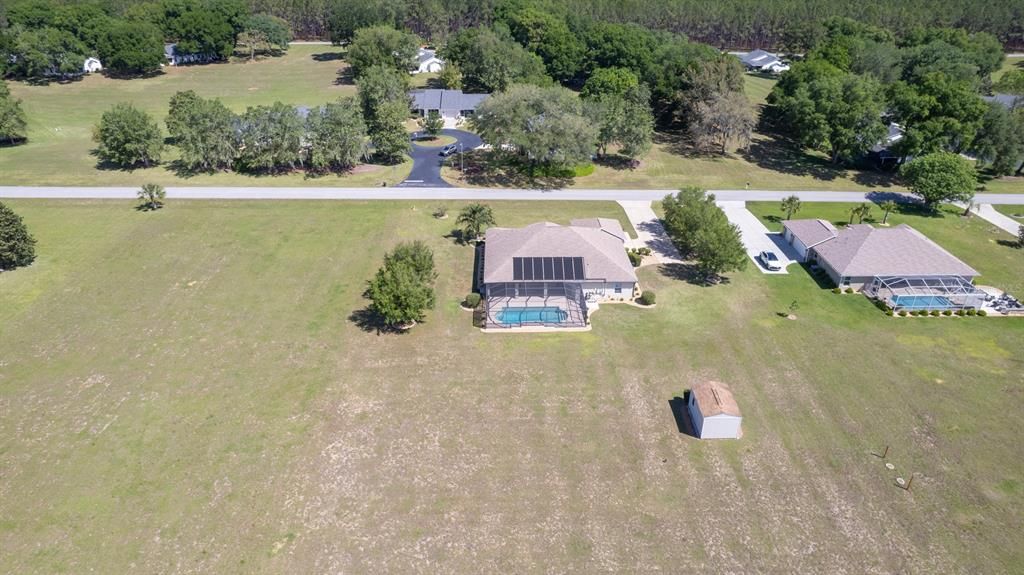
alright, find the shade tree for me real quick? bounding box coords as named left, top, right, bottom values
left=93, top=103, right=164, bottom=168
left=305, top=98, right=368, bottom=172
left=236, top=102, right=305, bottom=173
left=0, top=200, right=36, bottom=271
left=365, top=240, right=437, bottom=328
left=346, top=24, right=419, bottom=77
left=356, top=64, right=411, bottom=163
left=0, top=80, right=28, bottom=145
left=471, top=83, right=597, bottom=172
left=899, top=151, right=977, bottom=207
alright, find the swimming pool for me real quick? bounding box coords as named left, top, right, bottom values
left=891, top=295, right=954, bottom=309
left=497, top=306, right=568, bottom=324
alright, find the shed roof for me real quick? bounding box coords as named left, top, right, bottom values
left=814, top=223, right=978, bottom=278
left=783, top=218, right=838, bottom=248
left=691, top=381, right=741, bottom=418
left=483, top=221, right=637, bottom=284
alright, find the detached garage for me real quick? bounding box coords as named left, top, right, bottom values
left=688, top=382, right=742, bottom=439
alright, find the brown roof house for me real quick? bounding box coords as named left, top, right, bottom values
left=782, top=220, right=978, bottom=289
left=480, top=220, right=638, bottom=329
left=688, top=382, right=742, bottom=439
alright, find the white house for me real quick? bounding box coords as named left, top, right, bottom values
left=480, top=219, right=639, bottom=328
left=414, top=48, right=444, bottom=74
left=688, top=381, right=742, bottom=439
left=83, top=57, right=103, bottom=73
left=738, top=49, right=789, bottom=74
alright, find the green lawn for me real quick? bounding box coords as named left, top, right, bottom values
left=1, top=199, right=1023, bottom=573
left=994, top=203, right=1024, bottom=219
left=743, top=73, right=777, bottom=105
left=748, top=201, right=1024, bottom=294
left=0, top=45, right=412, bottom=187
left=993, top=55, right=1024, bottom=83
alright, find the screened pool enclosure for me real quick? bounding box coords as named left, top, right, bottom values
left=865, top=275, right=986, bottom=311
left=483, top=282, right=589, bottom=328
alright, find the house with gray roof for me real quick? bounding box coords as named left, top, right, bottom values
left=782, top=219, right=978, bottom=289
left=983, top=93, right=1023, bottom=111
left=409, top=89, right=489, bottom=121
left=738, top=49, right=789, bottom=74
left=413, top=48, right=444, bottom=74
left=480, top=220, right=638, bottom=328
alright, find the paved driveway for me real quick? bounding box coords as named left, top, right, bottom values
left=716, top=201, right=800, bottom=274
left=973, top=204, right=1022, bottom=236
left=617, top=201, right=682, bottom=264
left=398, top=129, right=482, bottom=188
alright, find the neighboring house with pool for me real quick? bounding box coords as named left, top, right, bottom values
left=480, top=219, right=638, bottom=329
left=782, top=219, right=985, bottom=311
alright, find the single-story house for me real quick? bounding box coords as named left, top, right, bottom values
left=866, top=122, right=906, bottom=169
left=164, top=43, right=217, bottom=66
left=983, top=93, right=1023, bottom=111
left=738, top=49, right=789, bottom=74
left=480, top=219, right=638, bottom=328
left=83, top=57, right=103, bottom=73
left=413, top=48, right=444, bottom=74
left=782, top=219, right=979, bottom=289
left=409, top=89, right=489, bottom=120
left=688, top=381, right=742, bottom=439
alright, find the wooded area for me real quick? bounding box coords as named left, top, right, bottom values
left=2, top=0, right=1022, bottom=49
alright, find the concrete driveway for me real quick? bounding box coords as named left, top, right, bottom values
left=716, top=201, right=800, bottom=274
left=617, top=201, right=682, bottom=264
left=398, top=129, right=482, bottom=188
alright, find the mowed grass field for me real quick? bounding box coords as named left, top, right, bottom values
left=1, top=45, right=412, bottom=187
left=1, top=199, right=1023, bottom=573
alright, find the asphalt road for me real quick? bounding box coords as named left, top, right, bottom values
left=398, top=129, right=483, bottom=188
left=3, top=186, right=1023, bottom=204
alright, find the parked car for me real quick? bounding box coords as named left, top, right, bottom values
left=759, top=250, right=782, bottom=271
left=440, top=144, right=459, bottom=157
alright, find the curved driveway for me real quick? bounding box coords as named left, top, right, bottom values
left=398, top=129, right=482, bottom=188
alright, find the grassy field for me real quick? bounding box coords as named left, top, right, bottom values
left=748, top=201, right=1024, bottom=294
left=995, top=204, right=1024, bottom=219
left=1, top=45, right=413, bottom=187
left=994, top=55, right=1024, bottom=83
left=1, top=199, right=1023, bottom=573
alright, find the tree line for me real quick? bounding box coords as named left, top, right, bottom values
left=13, top=0, right=1014, bottom=49
left=767, top=18, right=1024, bottom=175
left=0, top=0, right=291, bottom=78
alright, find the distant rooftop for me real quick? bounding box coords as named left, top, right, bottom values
left=409, top=89, right=489, bottom=112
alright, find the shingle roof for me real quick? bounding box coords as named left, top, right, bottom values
left=783, top=219, right=838, bottom=248
left=409, top=89, right=489, bottom=112
left=417, top=48, right=442, bottom=65
left=983, top=93, right=1023, bottom=110
left=483, top=221, right=637, bottom=284
left=814, top=224, right=979, bottom=278
left=569, top=217, right=627, bottom=242
left=691, top=381, right=741, bottom=418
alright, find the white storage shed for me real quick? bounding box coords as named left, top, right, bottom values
left=688, top=381, right=742, bottom=439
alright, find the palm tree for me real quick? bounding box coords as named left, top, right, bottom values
left=137, top=183, right=165, bottom=211
left=849, top=203, right=872, bottom=224
left=456, top=203, right=495, bottom=242
left=879, top=200, right=898, bottom=224
left=780, top=195, right=801, bottom=220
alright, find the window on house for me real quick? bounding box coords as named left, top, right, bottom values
left=614, top=284, right=622, bottom=293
